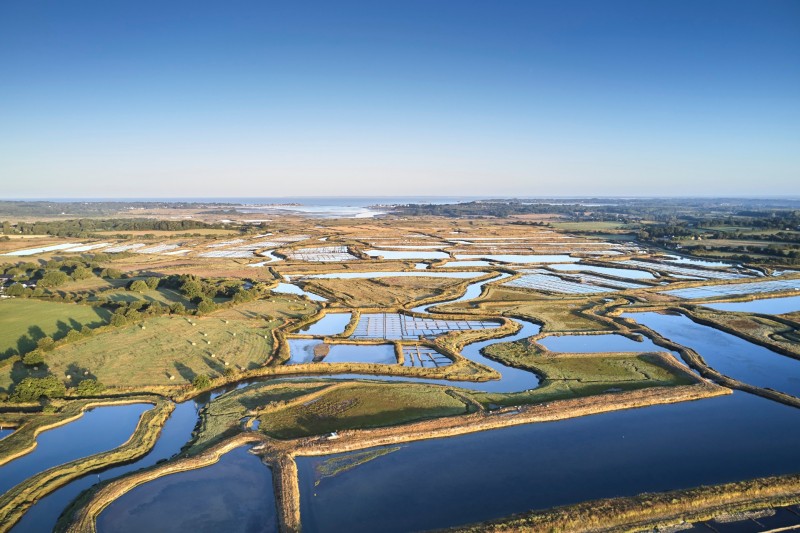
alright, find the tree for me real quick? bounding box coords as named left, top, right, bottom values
left=39, top=270, right=69, bottom=288
left=128, top=279, right=149, bottom=292
left=100, top=268, right=122, bottom=279
left=75, top=379, right=105, bottom=396
left=36, top=336, right=55, bottom=352
left=71, top=266, right=93, bottom=280
left=12, top=376, right=67, bottom=402
left=197, top=299, right=216, bottom=315
left=192, top=374, right=212, bottom=389
left=145, top=276, right=160, bottom=290
left=5, top=283, right=25, bottom=297
left=22, top=350, right=45, bottom=366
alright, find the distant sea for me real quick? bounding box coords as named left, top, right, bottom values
left=18, top=197, right=483, bottom=218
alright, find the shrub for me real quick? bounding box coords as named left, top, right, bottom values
left=197, top=299, right=216, bottom=315
left=5, top=283, right=25, bottom=297
left=192, top=374, right=212, bottom=389
left=39, top=270, right=70, bottom=288
left=71, top=266, right=93, bottom=280
left=36, top=336, right=55, bottom=352
left=100, top=268, right=122, bottom=279
left=128, top=279, right=149, bottom=292
left=145, top=276, right=160, bottom=290
left=12, top=376, right=67, bottom=402
left=75, top=378, right=105, bottom=396
left=22, top=350, right=45, bottom=366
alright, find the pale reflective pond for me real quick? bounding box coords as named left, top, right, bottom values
left=549, top=263, right=656, bottom=280
left=300, top=271, right=482, bottom=279
left=538, top=333, right=664, bottom=353
left=97, top=447, right=277, bottom=533
left=271, top=283, right=327, bottom=301
left=456, top=254, right=578, bottom=263
left=365, top=249, right=449, bottom=260
left=287, top=340, right=396, bottom=365
left=702, top=295, right=800, bottom=315
left=298, top=313, right=352, bottom=336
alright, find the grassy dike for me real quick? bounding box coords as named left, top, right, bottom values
left=446, top=473, right=800, bottom=532
left=0, top=396, right=172, bottom=533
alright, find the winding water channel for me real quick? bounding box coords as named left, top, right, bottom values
left=5, top=270, right=800, bottom=531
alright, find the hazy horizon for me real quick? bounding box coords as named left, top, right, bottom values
left=1, top=1, right=798, bottom=197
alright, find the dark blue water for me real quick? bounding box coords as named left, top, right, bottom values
left=0, top=429, right=12, bottom=440
left=538, top=333, right=664, bottom=353
left=297, top=393, right=800, bottom=533
left=10, top=401, right=200, bottom=532
left=626, top=312, right=800, bottom=397
left=702, top=295, right=800, bottom=315
left=96, top=446, right=277, bottom=533
left=0, top=404, right=151, bottom=496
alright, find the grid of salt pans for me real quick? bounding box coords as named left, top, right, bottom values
left=619, top=260, right=750, bottom=280
left=663, top=279, right=800, bottom=299
left=135, top=244, right=180, bottom=254
left=198, top=250, right=256, bottom=258
left=285, top=246, right=357, bottom=262
left=402, top=346, right=452, bottom=368
left=351, top=313, right=498, bottom=340
left=104, top=243, right=146, bottom=253
left=206, top=239, right=245, bottom=248
left=62, top=242, right=111, bottom=252
left=505, top=273, right=614, bottom=294
left=536, top=271, right=647, bottom=290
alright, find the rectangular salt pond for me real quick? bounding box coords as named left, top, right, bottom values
left=538, top=334, right=664, bottom=353
left=287, top=339, right=396, bottom=364
left=504, top=273, right=614, bottom=294
left=297, top=312, right=353, bottom=336
left=663, top=279, right=800, bottom=299
left=366, top=249, right=450, bottom=260
left=2, top=243, right=82, bottom=256
left=402, top=346, right=452, bottom=367
left=300, top=271, right=483, bottom=280
left=549, top=263, right=656, bottom=280
left=286, top=246, right=357, bottom=262
left=455, top=254, right=579, bottom=263
left=439, top=260, right=492, bottom=268
left=350, top=313, right=498, bottom=340
left=620, top=260, right=749, bottom=281
left=701, top=295, right=800, bottom=315
left=271, top=283, right=328, bottom=301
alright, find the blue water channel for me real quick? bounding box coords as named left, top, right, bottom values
left=296, top=392, right=800, bottom=533
left=625, top=311, right=800, bottom=397
left=96, top=446, right=277, bottom=533
left=0, top=404, right=152, bottom=496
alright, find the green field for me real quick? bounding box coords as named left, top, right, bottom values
left=0, top=299, right=111, bottom=358
left=0, top=297, right=317, bottom=392
left=191, top=379, right=471, bottom=443
left=473, top=338, right=694, bottom=407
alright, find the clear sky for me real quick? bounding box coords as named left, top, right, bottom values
left=1, top=1, right=798, bottom=198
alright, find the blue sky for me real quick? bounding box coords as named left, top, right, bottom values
left=1, top=1, right=798, bottom=198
